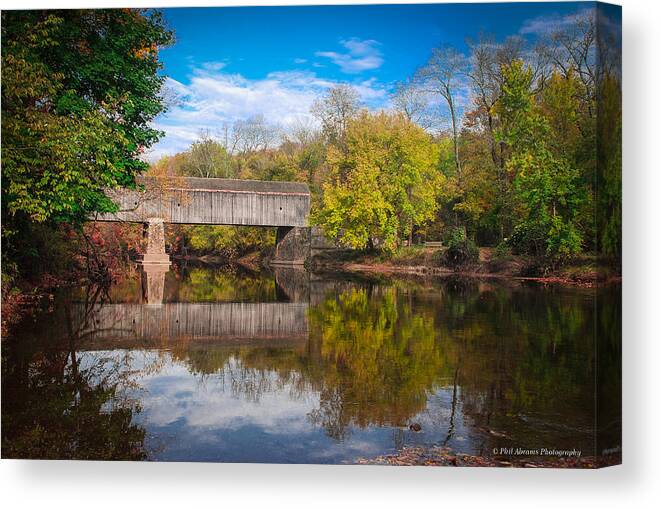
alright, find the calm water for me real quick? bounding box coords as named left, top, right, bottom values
left=2, top=264, right=621, bottom=463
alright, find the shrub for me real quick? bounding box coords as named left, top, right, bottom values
left=493, top=241, right=511, bottom=261
left=508, top=221, right=547, bottom=257
left=440, top=228, right=479, bottom=269
left=546, top=216, right=582, bottom=262
left=388, top=245, right=427, bottom=266
left=519, top=257, right=551, bottom=278
left=431, top=249, right=445, bottom=266
left=509, top=218, right=582, bottom=265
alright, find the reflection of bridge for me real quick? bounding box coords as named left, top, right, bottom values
left=71, top=265, right=317, bottom=349
left=96, top=177, right=311, bottom=265
left=68, top=263, right=356, bottom=350
left=75, top=302, right=309, bottom=348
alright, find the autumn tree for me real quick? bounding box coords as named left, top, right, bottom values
left=416, top=46, right=467, bottom=176
left=230, top=114, right=280, bottom=155
left=314, top=112, right=442, bottom=252
left=180, top=131, right=234, bottom=178
left=391, top=77, right=435, bottom=130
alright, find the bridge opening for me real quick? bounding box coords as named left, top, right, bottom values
left=165, top=224, right=277, bottom=262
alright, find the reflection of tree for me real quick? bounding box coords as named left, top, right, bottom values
left=596, top=285, right=621, bottom=454
left=169, top=345, right=310, bottom=402
left=2, top=288, right=147, bottom=460
left=166, top=286, right=453, bottom=441
left=161, top=278, right=620, bottom=454
left=100, top=264, right=281, bottom=304
left=435, top=282, right=619, bottom=454
left=307, top=287, right=448, bottom=439
left=171, top=266, right=278, bottom=302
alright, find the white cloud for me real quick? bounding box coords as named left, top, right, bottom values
left=315, top=37, right=383, bottom=73
left=294, top=58, right=307, bottom=64
left=147, top=63, right=388, bottom=161
left=519, top=8, right=593, bottom=36
left=200, top=61, right=227, bottom=72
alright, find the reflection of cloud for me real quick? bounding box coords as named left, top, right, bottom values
left=309, top=438, right=381, bottom=460
left=78, top=350, right=481, bottom=462
left=316, top=37, right=383, bottom=73
left=137, top=359, right=319, bottom=436
left=149, top=65, right=387, bottom=161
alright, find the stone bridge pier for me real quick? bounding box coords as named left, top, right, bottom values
left=139, top=218, right=170, bottom=266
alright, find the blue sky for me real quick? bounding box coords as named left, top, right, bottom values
left=150, top=2, right=607, bottom=160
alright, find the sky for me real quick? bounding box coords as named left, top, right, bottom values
left=149, top=2, right=610, bottom=161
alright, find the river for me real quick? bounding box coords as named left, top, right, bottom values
left=1, top=263, right=621, bottom=464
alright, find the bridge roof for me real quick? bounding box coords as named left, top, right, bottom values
left=137, top=176, right=310, bottom=195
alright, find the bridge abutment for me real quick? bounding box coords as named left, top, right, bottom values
left=273, top=226, right=310, bottom=266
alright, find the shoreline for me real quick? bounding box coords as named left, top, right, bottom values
left=309, top=249, right=621, bottom=288
left=353, top=445, right=621, bottom=468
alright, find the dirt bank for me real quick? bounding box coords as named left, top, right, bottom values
left=353, top=445, right=620, bottom=468
left=310, top=247, right=620, bottom=287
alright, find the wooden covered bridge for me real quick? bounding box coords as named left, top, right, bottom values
left=96, top=177, right=312, bottom=265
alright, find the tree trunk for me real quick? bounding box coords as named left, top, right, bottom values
left=450, top=101, right=461, bottom=177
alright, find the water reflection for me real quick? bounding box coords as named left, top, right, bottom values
left=2, top=265, right=621, bottom=463
left=1, top=286, right=148, bottom=460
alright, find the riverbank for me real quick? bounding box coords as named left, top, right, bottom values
left=310, top=246, right=621, bottom=287
left=1, top=273, right=74, bottom=336
left=354, top=446, right=620, bottom=468
left=2, top=245, right=618, bottom=336
left=1, top=259, right=134, bottom=337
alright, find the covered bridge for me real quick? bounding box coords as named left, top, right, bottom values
left=96, top=177, right=311, bottom=265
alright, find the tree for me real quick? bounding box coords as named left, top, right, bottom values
left=230, top=114, right=280, bottom=155
left=314, top=112, right=442, bottom=252
left=595, top=72, right=621, bottom=262
left=542, top=11, right=596, bottom=116
left=496, top=61, right=585, bottom=260
left=391, top=78, right=434, bottom=130
left=181, top=131, right=234, bottom=178
left=465, top=35, right=524, bottom=187
left=416, top=46, right=467, bottom=176
left=311, top=84, right=361, bottom=148
left=1, top=9, right=173, bottom=278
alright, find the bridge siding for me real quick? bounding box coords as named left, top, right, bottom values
left=74, top=302, right=309, bottom=342
left=98, top=180, right=310, bottom=227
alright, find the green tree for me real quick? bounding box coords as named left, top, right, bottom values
left=496, top=61, right=585, bottom=260
left=314, top=112, right=442, bottom=252
left=595, top=73, right=622, bottom=262
left=182, top=225, right=275, bottom=259
left=1, top=9, right=173, bottom=278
